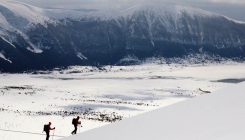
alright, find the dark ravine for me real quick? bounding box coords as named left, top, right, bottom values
left=0, top=5, right=245, bottom=72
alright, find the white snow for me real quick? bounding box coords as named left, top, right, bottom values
left=26, top=46, right=43, bottom=54
left=223, top=15, right=245, bottom=24
left=0, top=36, right=16, bottom=48
left=0, top=0, right=50, bottom=26
left=105, top=4, right=220, bottom=20
left=118, top=55, right=140, bottom=64
left=63, top=81, right=245, bottom=140
left=0, top=13, right=14, bottom=31
left=0, top=52, right=12, bottom=63
left=0, top=63, right=244, bottom=140
left=76, top=52, right=88, bottom=60
left=0, top=0, right=52, bottom=53
left=0, top=0, right=243, bottom=43
left=0, top=0, right=244, bottom=25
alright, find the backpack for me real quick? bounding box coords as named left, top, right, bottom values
left=72, top=118, right=76, bottom=125
left=43, top=124, right=49, bottom=132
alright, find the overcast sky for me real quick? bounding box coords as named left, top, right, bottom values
left=15, top=0, right=245, bottom=21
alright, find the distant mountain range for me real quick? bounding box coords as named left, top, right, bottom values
left=0, top=1, right=244, bottom=72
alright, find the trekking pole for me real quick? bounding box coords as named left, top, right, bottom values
left=52, top=130, right=55, bottom=140
left=79, top=124, right=81, bottom=133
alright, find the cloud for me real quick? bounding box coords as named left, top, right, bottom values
left=17, top=0, right=245, bottom=7
left=208, top=0, right=245, bottom=4
left=11, top=0, right=245, bottom=11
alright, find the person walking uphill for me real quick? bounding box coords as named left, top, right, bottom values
left=71, top=116, right=81, bottom=135
left=43, top=122, right=55, bottom=140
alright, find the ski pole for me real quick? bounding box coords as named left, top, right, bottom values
left=52, top=130, right=55, bottom=140
left=79, top=124, right=81, bottom=133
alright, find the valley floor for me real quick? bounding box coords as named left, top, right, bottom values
left=0, top=62, right=245, bottom=140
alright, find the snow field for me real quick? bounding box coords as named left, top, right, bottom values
left=0, top=63, right=244, bottom=140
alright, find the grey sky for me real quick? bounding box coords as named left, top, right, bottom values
left=16, top=0, right=245, bottom=21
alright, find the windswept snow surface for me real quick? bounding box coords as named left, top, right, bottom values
left=0, top=63, right=245, bottom=140
left=63, top=81, right=245, bottom=140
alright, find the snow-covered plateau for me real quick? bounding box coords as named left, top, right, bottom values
left=0, top=63, right=245, bottom=140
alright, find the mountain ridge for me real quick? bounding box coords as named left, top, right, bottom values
left=0, top=1, right=244, bottom=72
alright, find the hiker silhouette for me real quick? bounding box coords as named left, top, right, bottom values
left=43, top=122, right=55, bottom=140
left=71, top=116, right=81, bottom=135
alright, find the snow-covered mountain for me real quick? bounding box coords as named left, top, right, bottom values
left=0, top=1, right=245, bottom=72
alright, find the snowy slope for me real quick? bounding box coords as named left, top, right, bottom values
left=0, top=0, right=50, bottom=27
left=0, top=1, right=244, bottom=27
left=63, top=82, right=245, bottom=140
left=0, top=0, right=52, bottom=54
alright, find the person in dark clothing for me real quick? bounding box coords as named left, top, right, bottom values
left=44, top=122, right=55, bottom=140
left=71, top=116, right=81, bottom=135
